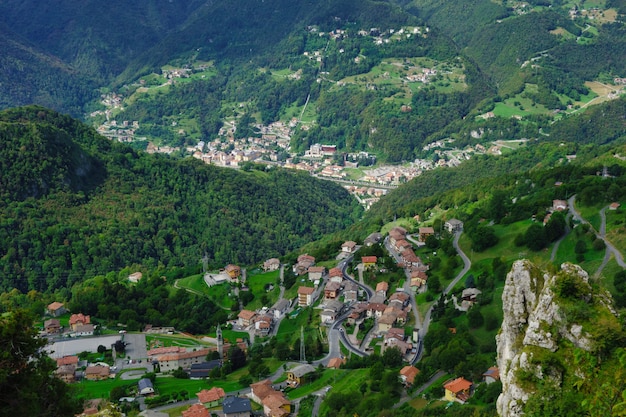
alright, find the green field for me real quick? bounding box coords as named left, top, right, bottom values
left=339, top=56, right=467, bottom=103
left=176, top=275, right=237, bottom=310
left=605, top=207, right=626, bottom=254
left=146, top=334, right=211, bottom=350
left=458, top=219, right=550, bottom=266
left=243, top=269, right=281, bottom=310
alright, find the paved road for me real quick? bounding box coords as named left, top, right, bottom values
left=550, top=210, right=573, bottom=262
left=568, top=196, right=626, bottom=277
left=411, top=231, right=469, bottom=365
left=444, top=231, right=471, bottom=296
left=595, top=205, right=626, bottom=274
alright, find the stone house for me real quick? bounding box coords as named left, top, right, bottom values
left=47, top=302, right=66, bottom=317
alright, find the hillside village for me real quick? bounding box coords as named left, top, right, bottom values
left=42, top=218, right=500, bottom=417
left=93, top=100, right=502, bottom=209
left=87, top=22, right=505, bottom=209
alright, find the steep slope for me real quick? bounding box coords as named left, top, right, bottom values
left=497, top=260, right=625, bottom=416
left=0, top=106, right=362, bottom=293
left=0, top=0, right=206, bottom=81
left=0, top=26, right=96, bottom=115
left=117, top=0, right=416, bottom=83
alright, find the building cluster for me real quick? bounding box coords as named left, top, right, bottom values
left=43, top=303, right=96, bottom=338
left=387, top=226, right=431, bottom=291
left=56, top=212, right=500, bottom=417
left=96, top=120, right=141, bottom=143
left=188, top=120, right=291, bottom=167
left=406, top=67, right=437, bottom=83
left=235, top=301, right=290, bottom=337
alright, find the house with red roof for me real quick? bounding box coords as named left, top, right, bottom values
left=483, top=366, right=500, bottom=384
left=361, top=256, right=377, bottom=269
left=183, top=403, right=210, bottom=417
left=399, top=365, right=420, bottom=386
left=263, top=258, right=281, bottom=272
left=47, top=302, right=66, bottom=317
left=444, top=377, right=473, bottom=403
left=238, top=310, right=257, bottom=328
left=341, top=241, right=357, bottom=253
left=327, top=357, right=345, bottom=369
left=297, top=286, right=315, bottom=307
left=69, top=313, right=90, bottom=331
left=225, top=264, right=241, bottom=281
left=375, top=281, right=389, bottom=297
left=197, top=387, right=226, bottom=407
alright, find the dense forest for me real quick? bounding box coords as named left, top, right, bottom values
left=0, top=106, right=362, bottom=294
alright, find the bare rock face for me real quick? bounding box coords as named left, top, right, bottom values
left=496, top=261, right=595, bottom=417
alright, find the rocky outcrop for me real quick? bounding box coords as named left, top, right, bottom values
left=496, top=260, right=598, bottom=417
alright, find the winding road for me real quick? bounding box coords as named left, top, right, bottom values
left=411, top=230, right=471, bottom=365
left=567, top=196, right=626, bottom=277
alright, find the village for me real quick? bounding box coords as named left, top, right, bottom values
left=87, top=21, right=498, bottom=209
left=93, top=106, right=498, bottom=209
left=41, top=218, right=504, bottom=417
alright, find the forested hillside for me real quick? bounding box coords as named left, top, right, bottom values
left=364, top=97, right=626, bottom=224
left=0, top=107, right=362, bottom=293
left=0, top=0, right=624, bottom=164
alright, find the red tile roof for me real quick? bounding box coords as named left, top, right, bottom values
left=400, top=365, right=420, bottom=384
left=69, top=313, right=90, bottom=326
left=327, top=357, right=345, bottom=369
left=147, top=346, right=186, bottom=356
left=182, top=403, right=210, bottom=417
left=56, top=356, right=79, bottom=367
left=298, top=286, right=315, bottom=295
left=197, top=387, right=225, bottom=403
left=444, top=377, right=472, bottom=393
left=251, top=379, right=274, bottom=400
left=329, top=267, right=343, bottom=277
left=47, top=302, right=64, bottom=311
left=238, top=310, right=257, bottom=320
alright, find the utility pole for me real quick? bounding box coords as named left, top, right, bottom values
left=216, top=324, right=223, bottom=360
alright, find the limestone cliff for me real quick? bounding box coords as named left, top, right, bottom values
left=496, top=260, right=616, bottom=417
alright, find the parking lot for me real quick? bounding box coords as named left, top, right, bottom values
left=46, top=333, right=147, bottom=361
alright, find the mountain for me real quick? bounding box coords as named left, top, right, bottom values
left=0, top=26, right=96, bottom=115
left=0, top=0, right=624, bottom=164
left=0, top=106, right=362, bottom=293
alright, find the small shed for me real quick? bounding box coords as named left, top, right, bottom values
left=138, top=378, right=155, bottom=396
